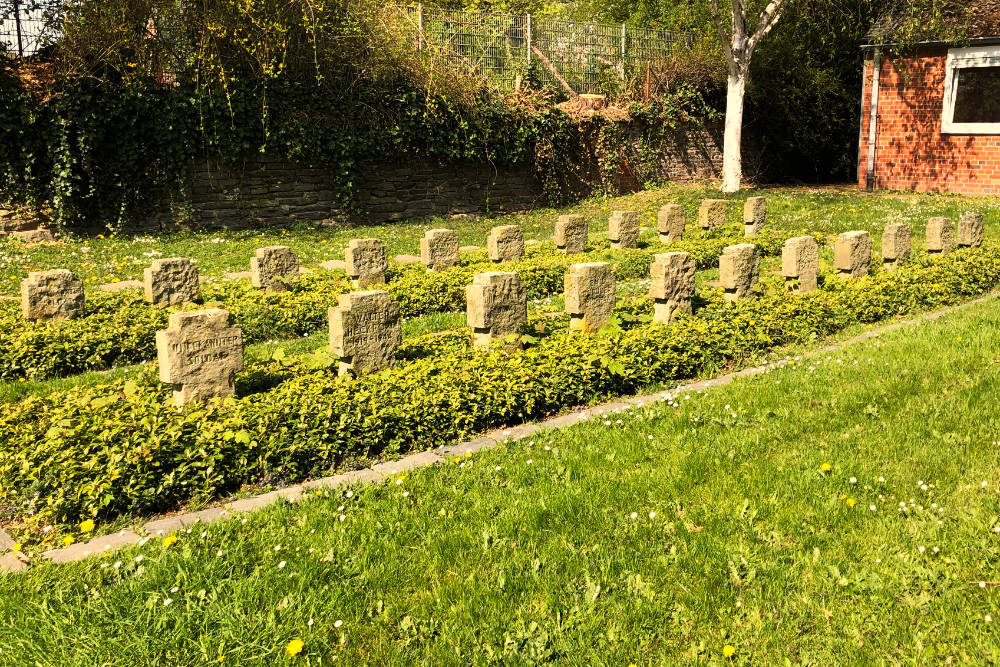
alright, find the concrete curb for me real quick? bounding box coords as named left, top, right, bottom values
left=2, top=292, right=994, bottom=574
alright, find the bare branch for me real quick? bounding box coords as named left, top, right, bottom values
left=708, top=0, right=736, bottom=70
left=747, top=0, right=791, bottom=56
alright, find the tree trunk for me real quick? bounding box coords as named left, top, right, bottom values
left=721, top=70, right=746, bottom=193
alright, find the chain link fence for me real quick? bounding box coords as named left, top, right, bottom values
left=1, top=0, right=66, bottom=57
left=405, top=4, right=694, bottom=95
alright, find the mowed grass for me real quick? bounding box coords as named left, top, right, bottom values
left=1, top=184, right=999, bottom=295
left=3, top=298, right=1000, bottom=664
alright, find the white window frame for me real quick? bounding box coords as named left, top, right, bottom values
left=942, top=45, right=1000, bottom=134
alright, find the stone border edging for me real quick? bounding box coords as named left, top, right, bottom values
left=1, top=292, right=995, bottom=574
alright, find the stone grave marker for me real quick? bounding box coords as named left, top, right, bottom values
left=345, top=238, right=388, bottom=286
left=564, top=262, right=615, bottom=332
left=744, top=197, right=766, bottom=237
left=251, top=246, right=299, bottom=291
left=144, top=257, right=200, bottom=307
left=882, top=224, right=911, bottom=271
left=926, top=218, right=954, bottom=255
left=608, top=210, right=640, bottom=249
left=719, top=244, right=760, bottom=300
left=21, top=269, right=85, bottom=321
left=834, top=231, right=873, bottom=278
left=156, top=308, right=244, bottom=406
left=650, top=252, right=696, bottom=323
left=554, top=214, right=588, bottom=254
left=780, top=236, right=819, bottom=294
left=657, top=204, right=685, bottom=243
left=466, top=272, right=527, bottom=347
left=958, top=212, right=984, bottom=248
left=487, top=225, right=525, bottom=263
left=329, top=290, right=402, bottom=377
left=420, top=229, right=460, bottom=271
left=699, top=199, right=728, bottom=230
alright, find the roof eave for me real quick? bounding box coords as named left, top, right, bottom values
left=862, top=35, right=1000, bottom=50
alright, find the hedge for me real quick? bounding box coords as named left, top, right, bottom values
left=0, top=228, right=789, bottom=382
left=1, top=244, right=997, bottom=526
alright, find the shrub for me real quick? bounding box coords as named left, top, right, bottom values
left=1, top=244, right=997, bottom=525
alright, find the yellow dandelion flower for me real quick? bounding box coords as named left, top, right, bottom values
left=12, top=543, right=21, bottom=552
left=723, top=644, right=736, bottom=658
left=79, top=519, right=95, bottom=533
left=62, top=535, right=75, bottom=547
left=162, top=535, right=179, bottom=548
left=821, top=462, right=832, bottom=473
left=286, top=638, right=304, bottom=657
left=846, top=498, right=856, bottom=508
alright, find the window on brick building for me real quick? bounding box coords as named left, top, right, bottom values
left=943, top=46, right=1000, bottom=134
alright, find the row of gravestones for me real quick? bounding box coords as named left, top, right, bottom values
left=17, top=197, right=759, bottom=321
left=149, top=211, right=986, bottom=407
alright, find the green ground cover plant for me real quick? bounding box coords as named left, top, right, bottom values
left=1, top=244, right=997, bottom=529
left=0, top=229, right=786, bottom=382
left=2, top=291, right=999, bottom=664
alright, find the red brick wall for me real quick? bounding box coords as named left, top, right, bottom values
left=858, top=47, right=1000, bottom=195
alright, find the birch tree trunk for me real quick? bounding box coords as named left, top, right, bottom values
left=722, top=71, right=747, bottom=193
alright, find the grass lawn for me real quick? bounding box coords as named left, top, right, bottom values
left=2, top=184, right=998, bottom=296
left=3, top=296, right=999, bottom=664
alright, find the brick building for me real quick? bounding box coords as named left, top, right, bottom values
left=860, top=6, right=1000, bottom=195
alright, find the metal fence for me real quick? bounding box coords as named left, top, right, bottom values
left=405, top=4, right=695, bottom=95
left=1, top=0, right=66, bottom=57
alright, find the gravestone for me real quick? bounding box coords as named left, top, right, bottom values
left=650, top=252, right=696, bottom=323
left=608, top=210, right=640, bottom=249
left=564, top=262, right=615, bottom=332
left=699, top=199, right=728, bottom=230
left=21, top=270, right=85, bottom=322
left=466, top=272, right=527, bottom=347
left=882, top=224, right=911, bottom=271
left=780, top=236, right=819, bottom=294
left=329, top=290, right=402, bottom=377
left=13, top=228, right=54, bottom=243
left=926, top=218, right=954, bottom=255
left=420, top=229, right=460, bottom=271
left=487, top=225, right=525, bottom=263
left=345, top=238, right=388, bottom=286
left=719, top=244, right=759, bottom=300
left=744, top=197, right=766, bottom=237
left=144, top=258, right=200, bottom=307
left=156, top=308, right=244, bottom=406
left=657, top=204, right=685, bottom=243
left=554, top=214, right=588, bottom=254
left=958, top=212, right=985, bottom=248
left=834, top=231, right=872, bottom=278
left=251, top=246, right=299, bottom=291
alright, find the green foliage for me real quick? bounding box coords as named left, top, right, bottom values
left=2, top=243, right=998, bottom=526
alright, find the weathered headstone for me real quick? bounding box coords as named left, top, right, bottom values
left=926, top=217, right=954, bottom=255
left=958, top=212, right=985, bottom=248
left=650, top=252, right=696, bottom=323
left=564, top=262, right=615, bottom=332
left=487, top=225, right=525, bottom=263
left=834, top=231, right=873, bottom=278
left=345, top=238, right=388, bottom=287
left=744, top=197, right=766, bottom=237
left=608, top=210, right=640, bottom=249
left=21, top=269, right=85, bottom=322
left=554, top=214, right=588, bottom=254
left=420, top=229, right=460, bottom=271
left=156, top=308, right=244, bottom=406
left=144, top=258, right=200, bottom=307
left=699, top=199, right=728, bottom=230
left=251, top=246, right=299, bottom=291
left=882, top=224, right=911, bottom=271
left=13, top=228, right=54, bottom=243
left=466, top=272, right=527, bottom=347
left=657, top=204, right=685, bottom=243
left=780, top=236, right=819, bottom=294
left=719, top=244, right=760, bottom=300
left=329, top=290, right=402, bottom=377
